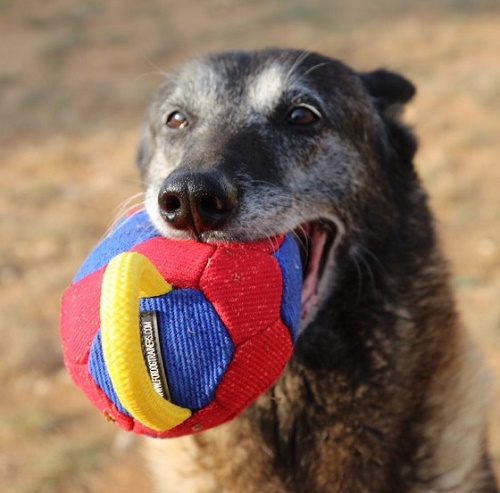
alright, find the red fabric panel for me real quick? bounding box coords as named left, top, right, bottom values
left=60, top=266, right=134, bottom=431
left=60, top=267, right=104, bottom=367
left=215, top=319, right=293, bottom=412
left=133, top=237, right=216, bottom=289
left=200, top=247, right=283, bottom=346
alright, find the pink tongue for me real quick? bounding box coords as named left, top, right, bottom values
left=301, top=225, right=327, bottom=319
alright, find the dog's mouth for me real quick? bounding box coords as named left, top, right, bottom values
left=294, top=221, right=338, bottom=321
left=151, top=189, right=339, bottom=322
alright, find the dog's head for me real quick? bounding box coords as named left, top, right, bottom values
left=138, top=49, right=419, bottom=321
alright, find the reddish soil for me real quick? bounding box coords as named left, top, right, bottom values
left=1, top=1, right=499, bottom=491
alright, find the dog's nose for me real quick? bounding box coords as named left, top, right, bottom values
left=158, top=169, right=238, bottom=236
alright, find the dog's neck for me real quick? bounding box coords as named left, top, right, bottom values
left=177, top=227, right=495, bottom=493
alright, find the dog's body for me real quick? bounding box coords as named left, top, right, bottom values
left=137, top=49, right=498, bottom=493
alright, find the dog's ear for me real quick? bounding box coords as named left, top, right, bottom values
left=361, top=70, right=418, bottom=166
left=360, top=70, right=416, bottom=117
left=136, top=123, right=155, bottom=179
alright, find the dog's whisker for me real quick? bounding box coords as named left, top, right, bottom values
left=121, top=176, right=151, bottom=189
left=355, top=249, right=378, bottom=300
left=291, top=224, right=310, bottom=254
left=351, top=252, right=364, bottom=304
left=301, top=62, right=330, bottom=78
left=141, top=55, right=171, bottom=79
left=286, top=50, right=312, bottom=84
left=356, top=244, right=393, bottom=285
left=101, top=193, right=146, bottom=239
left=133, top=71, right=170, bottom=83
left=114, top=192, right=146, bottom=218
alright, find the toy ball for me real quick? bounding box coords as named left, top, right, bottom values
left=60, top=209, right=302, bottom=438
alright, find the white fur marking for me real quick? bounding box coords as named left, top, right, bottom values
left=248, top=64, right=286, bottom=113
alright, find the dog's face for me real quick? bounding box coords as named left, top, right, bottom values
left=138, top=49, right=417, bottom=321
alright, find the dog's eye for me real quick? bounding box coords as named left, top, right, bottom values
left=287, top=106, right=320, bottom=126
left=166, top=111, right=189, bottom=129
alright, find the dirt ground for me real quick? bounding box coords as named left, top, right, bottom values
left=1, top=1, right=500, bottom=492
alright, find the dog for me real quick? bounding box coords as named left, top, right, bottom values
left=136, top=49, right=498, bottom=493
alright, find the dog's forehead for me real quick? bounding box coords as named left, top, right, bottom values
left=170, top=51, right=340, bottom=112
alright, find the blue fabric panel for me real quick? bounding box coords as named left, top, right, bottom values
left=88, top=330, right=130, bottom=416
left=273, top=234, right=302, bottom=342
left=74, top=210, right=160, bottom=283
left=140, top=289, right=234, bottom=411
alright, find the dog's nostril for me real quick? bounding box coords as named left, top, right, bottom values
left=161, top=193, right=182, bottom=213
left=200, top=195, right=224, bottom=215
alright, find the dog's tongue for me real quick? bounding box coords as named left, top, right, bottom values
left=301, top=224, right=327, bottom=319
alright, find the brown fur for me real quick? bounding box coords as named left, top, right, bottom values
left=138, top=49, right=498, bottom=493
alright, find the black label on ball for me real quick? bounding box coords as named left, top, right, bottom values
left=139, top=311, right=171, bottom=401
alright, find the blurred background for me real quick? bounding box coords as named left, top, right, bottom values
left=1, top=0, right=500, bottom=491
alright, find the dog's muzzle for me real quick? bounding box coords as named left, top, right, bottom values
left=157, top=170, right=337, bottom=322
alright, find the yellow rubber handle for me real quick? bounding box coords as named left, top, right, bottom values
left=100, top=252, right=192, bottom=431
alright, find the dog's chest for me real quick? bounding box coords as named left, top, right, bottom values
left=144, top=426, right=279, bottom=493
